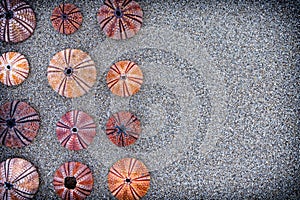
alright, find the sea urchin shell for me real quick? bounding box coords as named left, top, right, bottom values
left=0, top=158, right=39, bottom=200
left=106, top=111, right=141, bottom=147
left=0, top=0, right=36, bottom=43
left=56, top=110, right=96, bottom=151
left=51, top=3, right=83, bottom=35
left=106, top=60, right=143, bottom=97
left=47, top=49, right=97, bottom=98
left=0, top=100, right=40, bottom=148
left=53, top=161, right=94, bottom=200
left=97, top=0, right=143, bottom=40
left=108, top=158, right=150, bottom=200
left=0, top=52, right=29, bottom=86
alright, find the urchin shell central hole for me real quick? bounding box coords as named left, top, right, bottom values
left=5, top=65, right=11, bottom=70
left=120, top=74, right=126, bottom=80
left=64, top=176, right=77, bottom=189
left=114, top=8, right=123, bottom=17
left=116, top=125, right=126, bottom=134
left=71, top=127, right=78, bottom=133
left=6, top=118, right=16, bottom=128
left=4, top=182, right=13, bottom=190
left=62, top=14, right=68, bottom=19
left=5, top=10, right=14, bottom=19
left=125, top=178, right=131, bottom=183
left=64, top=68, right=73, bottom=76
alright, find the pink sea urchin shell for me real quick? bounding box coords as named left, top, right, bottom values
left=56, top=110, right=96, bottom=151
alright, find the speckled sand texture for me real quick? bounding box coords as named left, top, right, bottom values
left=0, top=0, right=299, bottom=199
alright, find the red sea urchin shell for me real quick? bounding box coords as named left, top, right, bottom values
left=47, top=49, right=97, bottom=98
left=108, top=158, right=150, bottom=200
left=53, top=161, right=94, bottom=200
left=0, top=158, right=39, bottom=200
left=56, top=110, right=96, bottom=151
left=106, top=111, right=141, bottom=147
left=97, top=0, right=143, bottom=40
left=0, top=100, right=40, bottom=148
left=106, top=60, right=143, bottom=97
left=51, top=3, right=83, bottom=35
left=0, top=52, right=29, bottom=86
left=0, top=0, right=36, bottom=43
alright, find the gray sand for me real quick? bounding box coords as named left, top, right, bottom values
left=0, top=0, right=299, bottom=199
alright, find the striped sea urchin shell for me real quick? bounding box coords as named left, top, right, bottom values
left=56, top=110, right=96, bottom=151
left=108, top=158, right=150, bottom=200
left=106, top=111, right=141, bottom=147
left=0, top=0, right=36, bottom=43
left=47, top=49, right=97, bottom=98
left=51, top=3, right=83, bottom=35
left=0, top=100, right=40, bottom=148
left=106, top=60, right=143, bottom=97
left=53, top=161, right=94, bottom=200
left=0, top=158, right=39, bottom=200
left=97, top=0, right=143, bottom=40
left=0, top=52, right=29, bottom=86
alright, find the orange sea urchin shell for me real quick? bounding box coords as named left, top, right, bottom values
left=108, top=158, right=150, bottom=200
left=0, top=52, right=29, bottom=86
left=51, top=3, right=83, bottom=35
left=0, top=158, right=39, bottom=199
left=53, top=161, right=94, bottom=200
left=56, top=110, right=96, bottom=151
left=106, top=60, right=143, bottom=97
left=97, top=0, right=143, bottom=40
left=106, top=111, right=141, bottom=147
left=0, top=100, right=40, bottom=148
left=47, top=49, right=97, bottom=98
left=0, top=0, right=36, bottom=43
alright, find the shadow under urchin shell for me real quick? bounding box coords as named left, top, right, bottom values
left=119, top=48, right=211, bottom=153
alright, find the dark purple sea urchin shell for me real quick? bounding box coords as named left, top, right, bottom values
left=0, top=0, right=36, bottom=43
left=0, top=100, right=40, bottom=148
